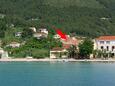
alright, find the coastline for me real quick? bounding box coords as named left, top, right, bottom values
left=1, top=58, right=115, bottom=62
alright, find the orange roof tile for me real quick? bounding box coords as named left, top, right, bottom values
left=63, top=44, right=71, bottom=49
left=96, top=36, right=115, bottom=40
left=61, top=36, right=78, bottom=45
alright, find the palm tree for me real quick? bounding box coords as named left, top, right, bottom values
left=93, top=50, right=98, bottom=59
left=102, top=49, right=108, bottom=59
left=96, top=50, right=103, bottom=59
left=96, top=49, right=108, bottom=60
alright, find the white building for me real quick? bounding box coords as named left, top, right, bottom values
left=33, top=32, right=48, bottom=39
left=8, top=42, right=21, bottom=48
left=50, top=47, right=67, bottom=59
left=33, top=28, right=48, bottom=39
left=39, top=28, right=48, bottom=35
left=15, top=32, right=22, bottom=37
left=95, top=36, right=115, bottom=54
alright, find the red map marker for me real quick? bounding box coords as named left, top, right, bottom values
left=56, top=29, right=67, bottom=40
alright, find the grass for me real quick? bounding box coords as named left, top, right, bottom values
left=31, top=49, right=49, bottom=58
left=7, top=47, right=49, bottom=58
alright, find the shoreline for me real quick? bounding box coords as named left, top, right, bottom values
left=1, top=58, right=115, bottom=62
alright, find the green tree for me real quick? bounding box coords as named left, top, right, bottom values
left=68, top=45, right=78, bottom=59
left=79, top=38, right=94, bottom=59
left=21, top=27, right=34, bottom=40
left=0, top=19, right=7, bottom=38
left=97, top=50, right=103, bottom=58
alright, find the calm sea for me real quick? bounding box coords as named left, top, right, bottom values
left=0, top=62, right=115, bottom=86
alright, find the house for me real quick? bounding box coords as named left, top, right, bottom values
left=38, top=28, right=48, bottom=35
left=61, top=35, right=78, bottom=49
left=15, top=32, right=22, bottom=37
left=54, top=34, right=78, bottom=49
left=100, top=17, right=110, bottom=20
left=33, top=28, right=48, bottom=39
left=8, top=42, right=21, bottom=48
left=54, top=34, right=60, bottom=39
left=33, top=32, right=48, bottom=39
left=95, top=36, right=115, bottom=56
left=50, top=35, right=79, bottom=59
left=50, top=47, right=68, bottom=59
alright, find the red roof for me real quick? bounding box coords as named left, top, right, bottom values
left=61, top=36, right=78, bottom=49
left=63, top=44, right=71, bottom=49
left=62, top=37, right=77, bottom=44
left=96, top=36, right=115, bottom=40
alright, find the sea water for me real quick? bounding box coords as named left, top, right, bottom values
left=0, top=62, right=115, bottom=86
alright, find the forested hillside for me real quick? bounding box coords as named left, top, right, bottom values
left=0, top=0, right=115, bottom=37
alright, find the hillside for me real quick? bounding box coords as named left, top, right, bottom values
left=0, top=0, right=115, bottom=37
left=44, top=0, right=104, bottom=8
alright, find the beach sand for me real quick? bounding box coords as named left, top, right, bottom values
left=0, top=58, right=115, bottom=62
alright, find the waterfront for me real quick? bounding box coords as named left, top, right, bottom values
left=0, top=62, right=115, bottom=86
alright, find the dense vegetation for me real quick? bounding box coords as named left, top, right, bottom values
left=0, top=0, right=115, bottom=37
left=0, top=0, right=115, bottom=58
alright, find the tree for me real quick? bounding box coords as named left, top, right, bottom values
left=98, top=50, right=102, bottom=58
left=102, top=49, right=108, bottom=59
left=68, top=45, right=78, bottom=59
left=0, top=19, right=7, bottom=38
left=21, top=27, right=34, bottom=40
left=79, top=38, right=94, bottom=59
left=93, top=50, right=98, bottom=58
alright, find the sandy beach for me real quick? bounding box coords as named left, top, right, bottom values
left=1, top=58, right=115, bottom=62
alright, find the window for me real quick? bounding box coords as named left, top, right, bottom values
left=101, top=46, right=104, bottom=50
left=100, top=41, right=104, bottom=44
left=106, top=41, right=110, bottom=44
